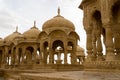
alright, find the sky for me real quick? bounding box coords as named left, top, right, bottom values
left=0, top=0, right=86, bottom=50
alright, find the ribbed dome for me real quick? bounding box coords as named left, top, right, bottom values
left=42, top=8, right=75, bottom=32
left=42, top=15, right=75, bottom=31
left=23, top=27, right=40, bottom=39
left=4, top=31, right=21, bottom=42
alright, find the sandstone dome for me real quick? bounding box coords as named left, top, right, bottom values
left=77, top=45, right=84, bottom=52
left=4, top=31, right=22, bottom=43
left=42, top=8, right=75, bottom=32
left=23, top=22, right=41, bottom=39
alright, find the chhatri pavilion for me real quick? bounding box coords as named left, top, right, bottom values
left=0, top=8, right=84, bottom=77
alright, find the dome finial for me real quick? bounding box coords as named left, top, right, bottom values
left=16, top=26, right=18, bottom=32
left=34, top=20, right=36, bottom=27
left=58, top=7, right=60, bottom=15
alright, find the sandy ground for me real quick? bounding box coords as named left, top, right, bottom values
left=22, top=71, right=120, bottom=80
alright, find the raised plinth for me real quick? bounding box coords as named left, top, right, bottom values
left=84, top=61, right=120, bottom=70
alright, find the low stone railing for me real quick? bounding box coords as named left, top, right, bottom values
left=84, top=61, right=120, bottom=70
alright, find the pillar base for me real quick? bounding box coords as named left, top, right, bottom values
left=97, top=56, right=105, bottom=61
left=106, top=53, right=116, bottom=61
left=86, top=55, right=93, bottom=62
left=55, top=60, right=62, bottom=64
left=106, top=48, right=116, bottom=61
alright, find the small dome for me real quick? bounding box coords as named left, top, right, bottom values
left=4, top=31, right=21, bottom=43
left=14, top=34, right=24, bottom=40
left=42, top=8, right=75, bottom=32
left=0, top=38, right=4, bottom=45
left=23, top=26, right=40, bottom=39
left=76, top=45, right=85, bottom=56
left=77, top=45, right=84, bottom=52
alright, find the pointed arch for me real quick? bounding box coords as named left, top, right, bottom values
left=68, top=31, right=80, bottom=40
left=111, top=1, right=120, bottom=23
left=38, top=31, right=48, bottom=40
left=49, top=30, right=67, bottom=37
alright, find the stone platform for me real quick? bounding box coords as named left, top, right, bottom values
left=2, top=70, right=120, bottom=80
left=84, top=61, right=120, bottom=70
left=19, top=71, right=120, bottom=80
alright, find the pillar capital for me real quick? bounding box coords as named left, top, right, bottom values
left=85, top=29, right=92, bottom=34
left=103, top=23, right=113, bottom=28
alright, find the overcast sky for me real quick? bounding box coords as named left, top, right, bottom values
left=0, top=0, right=86, bottom=49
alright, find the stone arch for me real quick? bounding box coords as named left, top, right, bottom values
left=111, top=1, right=120, bottom=57
left=38, top=31, right=48, bottom=40
left=91, top=10, right=103, bottom=32
left=52, top=40, right=64, bottom=64
left=49, top=30, right=67, bottom=38
left=25, top=46, right=34, bottom=64
left=68, top=31, right=80, bottom=40
left=91, top=10, right=105, bottom=60
left=111, top=1, right=120, bottom=23
left=91, top=10, right=104, bottom=37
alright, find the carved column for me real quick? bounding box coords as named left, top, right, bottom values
left=64, top=42, right=68, bottom=64
left=15, top=47, right=18, bottom=65
left=92, top=34, right=97, bottom=61
left=105, top=25, right=115, bottom=61
left=96, top=32, right=104, bottom=61
left=21, top=47, right=25, bottom=65
left=44, top=47, right=48, bottom=64
left=86, top=30, right=93, bottom=62
left=49, top=43, right=53, bottom=64
left=40, top=44, right=44, bottom=64
left=71, top=44, right=77, bottom=64
left=1, top=50, right=4, bottom=66
left=4, top=46, right=8, bottom=65
left=114, top=32, right=120, bottom=60
left=11, top=48, right=14, bottom=65
left=33, top=46, right=37, bottom=64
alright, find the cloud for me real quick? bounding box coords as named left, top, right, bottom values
left=0, top=0, right=85, bottom=50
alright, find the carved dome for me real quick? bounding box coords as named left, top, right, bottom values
left=76, top=45, right=85, bottom=56
left=42, top=8, right=75, bottom=32
left=23, top=22, right=41, bottom=39
left=4, top=31, right=21, bottom=43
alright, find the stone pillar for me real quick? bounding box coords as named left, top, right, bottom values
left=15, top=47, right=19, bottom=65
left=114, top=32, right=120, bottom=60
left=11, top=48, right=14, bottom=65
left=64, top=43, right=68, bottom=64
left=49, top=43, right=53, bottom=64
left=105, top=25, right=115, bottom=61
left=86, top=30, right=93, bottom=62
left=1, top=50, right=5, bottom=66
left=92, top=35, right=97, bottom=61
left=21, top=48, right=25, bottom=65
left=4, top=46, right=8, bottom=65
left=44, top=47, right=48, bottom=64
left=33, top=46, right=37, bottom=64
left=71, top=44, right=77, bottom=64
left=40, top=44, right=44, bottom=64
left=96, top=32, right=104, bottom=61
